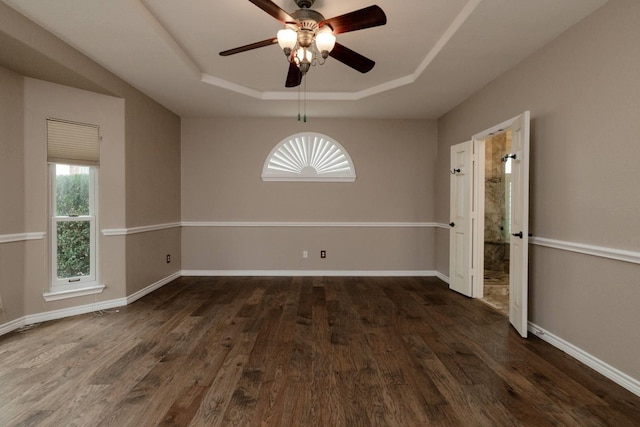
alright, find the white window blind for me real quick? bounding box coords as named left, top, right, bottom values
left=47, top=118, right=100, bottom=166
left=262, top=132, right=356, bottom=182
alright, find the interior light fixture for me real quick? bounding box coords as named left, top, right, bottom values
left=219, top=0, right=387, bottom=121
left=276, top=9, right=336, bottom=77
left=220, top=1, right=387, bottom=87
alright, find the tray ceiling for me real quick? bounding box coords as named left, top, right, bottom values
left=2, top=0, right=608, bottom=118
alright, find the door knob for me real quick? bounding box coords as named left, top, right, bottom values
left=449, top=222, right=455, bottom=227
left=512, top=231, right=523, bottom=238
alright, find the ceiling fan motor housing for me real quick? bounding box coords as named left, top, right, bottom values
left=294, top=0, right=315, bottom=8
left=291, top=9, right=326, bottom=48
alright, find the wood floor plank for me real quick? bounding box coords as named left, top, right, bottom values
left=4, top=409, right=54, bottom=427
left=223, top=284, right=287, bottom=425
left=157, top=385, right=208, bottom=427
left=189, top=329, right=259, bottom=426
left=249, top=280, right=301, bottom=425
left=1, top=276, right=639, bottom=426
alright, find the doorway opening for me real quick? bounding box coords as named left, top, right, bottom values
left=449, top=111, right=529, bottom=336
left=481, top=130, right=512, bottom=315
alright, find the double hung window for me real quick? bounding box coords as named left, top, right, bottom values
left=47, top=118, right=100, bottom=292
left=50, top=164, right=97, bottom=287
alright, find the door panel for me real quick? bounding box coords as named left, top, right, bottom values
left=508, top=112, right=530, bottom=337
left=449, top=141, right=473, bottom=297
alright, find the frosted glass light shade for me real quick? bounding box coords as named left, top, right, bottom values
left=315, top=31, right=336, bottom=53
left=296, top=47, right=312, bottom=63
left=277, top=28, right=297, bottom=50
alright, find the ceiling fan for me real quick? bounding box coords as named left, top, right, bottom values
left=219, top=0, right=387, bottom=88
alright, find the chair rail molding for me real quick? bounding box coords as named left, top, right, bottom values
left=0, top=232, right=46, bottom=244
left=530, top=236, right=640, bottom=265
left=102, top=222, right=181, bottom=236
left=182, top=221, right=447, bottom=228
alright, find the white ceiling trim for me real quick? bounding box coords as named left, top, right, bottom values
left=182, top=0, right=484, bottom=101
left=413, top=0, right=482, bottom=77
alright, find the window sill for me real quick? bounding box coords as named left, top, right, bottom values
left=43, top=283, right=106, bottom=302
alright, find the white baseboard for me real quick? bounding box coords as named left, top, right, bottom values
left=126, top=272, right=181, bottom=305
left=0, top=297, right=128, bottom=336
left=25, top=297, right=127, bottom=325
left=528, top=322, right=640, bottom=398
left=181, top=269, right=439, bottom=277
left=0, top=272, right=180, bottom=337
left=435, top=271, right=450, bottom=284
left=0, top=317, right=26, bottom=336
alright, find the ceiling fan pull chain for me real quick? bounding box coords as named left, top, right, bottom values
left=297, top=81, right=301, bottom=121
left=303, top=77, right=307, bottom=122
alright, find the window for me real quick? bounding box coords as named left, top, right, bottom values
left=46, top=118, right=101, bottom=295
left=262, top=132, right=356, bottom=182
left=50, top=164, right=97, bottom=288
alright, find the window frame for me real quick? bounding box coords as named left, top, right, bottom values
left=48, top=163, right=99, bottom=292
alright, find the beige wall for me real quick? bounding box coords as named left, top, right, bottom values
left=22, top=78, right=127, bottom=314
left=436, top=0, right=640, bottom=380
left=0, top=66, right=24, bottom=234
left=125, top=100, right=181, bottom=228
left=0, top=65, right=25, bottom=322
left=0, top=2, right=181, bottom=325
left=126, top=228, right=181, bottom=292
left=182, top=118, right=438, bottom=272
left=123, top=94, right=181, bottom=295
left=183, top=227, right=436, bottom=272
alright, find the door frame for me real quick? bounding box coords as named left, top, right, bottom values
left=471, top=112, right=530, bottom=337
left=471, top=137, right=487, bottom=299
left=471, top=115, right=521, bottom=297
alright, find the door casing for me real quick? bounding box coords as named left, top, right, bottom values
left=450, top=111, right=530, bottom=337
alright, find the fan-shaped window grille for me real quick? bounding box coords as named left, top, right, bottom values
left=262, top=132, right=356, bottom=182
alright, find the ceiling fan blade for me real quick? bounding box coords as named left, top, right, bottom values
left=249, top=0, right=297, bottom=24
left=285, top=62, right=303, bottom=87
left=219, top=38, right=278, bottom=56
left=329, top=42, right=375, bottom=73
left=320, top=5, right=386, bottom=35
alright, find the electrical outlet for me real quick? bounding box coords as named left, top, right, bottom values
left=166, top=254, right=171, bottom=263
left=320, top=250, right=326, bottom=258
left=303, top=250, right=308, bottom=259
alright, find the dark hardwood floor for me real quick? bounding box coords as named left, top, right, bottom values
left=1, top=276, right=639, bottom=426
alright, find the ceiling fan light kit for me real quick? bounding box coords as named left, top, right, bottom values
left=220, top=0, right=387, bottom=87
left=277, top=6, right=336, bottom=75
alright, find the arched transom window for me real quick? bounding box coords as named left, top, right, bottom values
left=262, top=132, right=356, bottom=182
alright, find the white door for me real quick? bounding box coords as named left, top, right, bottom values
left=507, top=112, right=530, bottom=337
left=449, top=141, right=473, bottom=297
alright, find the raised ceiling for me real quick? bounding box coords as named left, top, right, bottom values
left=2, top=0, right=607, bottom=119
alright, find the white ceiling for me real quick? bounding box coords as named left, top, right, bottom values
left=3, top=0, right=607, bottom=119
